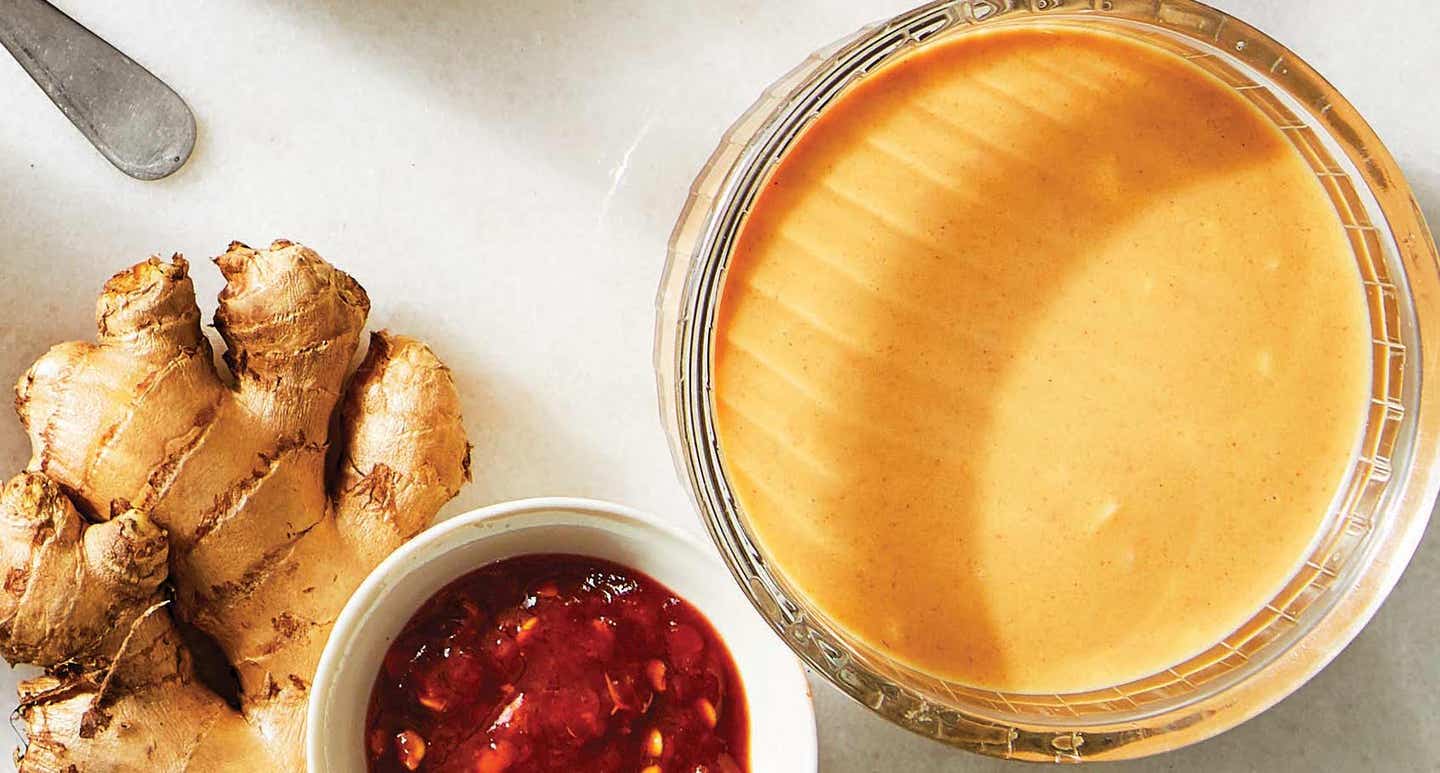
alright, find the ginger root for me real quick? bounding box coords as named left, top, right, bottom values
left=0, top=241, right=470, bottom=771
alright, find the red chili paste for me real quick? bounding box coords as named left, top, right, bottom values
left=365, top=554, right=748, bottom=772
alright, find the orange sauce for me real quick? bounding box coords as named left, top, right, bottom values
left=713, top=25, right=1371, bottom=693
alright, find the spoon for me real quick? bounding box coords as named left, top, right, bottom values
left=0, top=0, right=195, bottom=180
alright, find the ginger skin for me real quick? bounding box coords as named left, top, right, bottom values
left=0, top=242, right=470, bottom=771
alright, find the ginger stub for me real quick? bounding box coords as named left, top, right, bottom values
left=0, top=241, right=471, bottom=771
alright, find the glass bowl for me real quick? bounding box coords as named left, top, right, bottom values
left=654, top=0, right=1440, bottom=762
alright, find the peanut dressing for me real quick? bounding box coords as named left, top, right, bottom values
left=713, top=26, right=1371, bottom=692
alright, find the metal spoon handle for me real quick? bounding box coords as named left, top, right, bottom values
left=0, top=0, right=195, bottom=180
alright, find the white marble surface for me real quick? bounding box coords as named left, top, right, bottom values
left=0, top=1, right=1435, bottom=771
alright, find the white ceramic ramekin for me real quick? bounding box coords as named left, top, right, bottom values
left=306, top=498, right=816, bottom=772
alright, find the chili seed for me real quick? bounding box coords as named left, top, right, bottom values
left=516, top=615, right=539, bottom=643
left=696, top=697, right=718, bottom=728
left=394, top=729, right=426, bottom=771
left=646, top=727, right=664, bottom=757
left=645, top=659, right=668, bottom=692
left=417, top=689, right=448, bottom=712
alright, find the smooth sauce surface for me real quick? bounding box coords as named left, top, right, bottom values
left=713, top=25, right=1371, bottom=693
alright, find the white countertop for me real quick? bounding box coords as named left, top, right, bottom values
left=0, top=2, right=1435, bottom=771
